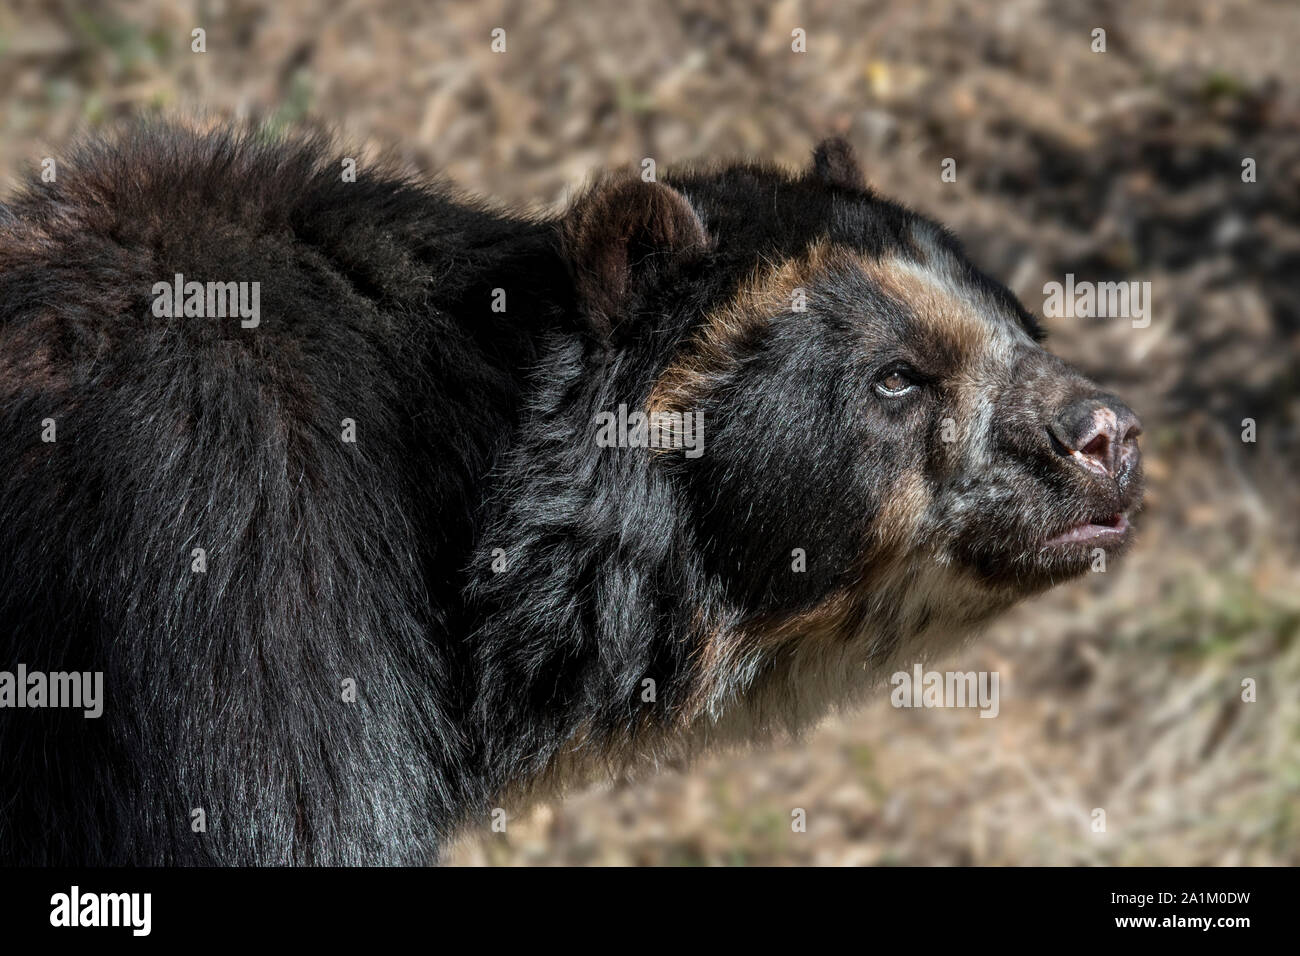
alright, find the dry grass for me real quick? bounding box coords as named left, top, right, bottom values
left=2, top=0, right=1297, bottom=865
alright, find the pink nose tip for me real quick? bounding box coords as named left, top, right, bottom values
left=1051, top=396, right=1142, bottom=478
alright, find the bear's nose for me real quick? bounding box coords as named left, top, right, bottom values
left=1050, top=395, right=1142, bottom=479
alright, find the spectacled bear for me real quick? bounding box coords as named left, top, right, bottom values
left=0, top=125, right=1142, bottom=864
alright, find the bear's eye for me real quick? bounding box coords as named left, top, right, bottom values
left=874, top=369, right=918, bottom=398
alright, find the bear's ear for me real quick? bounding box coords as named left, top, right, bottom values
left=809, top=137, right=865, bottom=191
left=560, top=175, right=708, bottom=341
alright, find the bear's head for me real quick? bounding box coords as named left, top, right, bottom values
left=557, top=138, right=1143, bottom=729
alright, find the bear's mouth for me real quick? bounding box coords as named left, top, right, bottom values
left=1042, top=511, right=1129, bottom=547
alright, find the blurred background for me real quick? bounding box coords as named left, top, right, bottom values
left=1, top=0, right=1297, bottom=865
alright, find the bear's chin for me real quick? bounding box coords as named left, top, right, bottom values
left=975, top=539, right=1136, bottom=596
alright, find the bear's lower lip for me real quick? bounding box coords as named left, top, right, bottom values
left=1043, top=512, right=1129, bottom=547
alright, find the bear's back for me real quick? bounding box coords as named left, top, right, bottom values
left=0, top=124, right=549, bottom=863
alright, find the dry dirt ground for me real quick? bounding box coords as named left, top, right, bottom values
left=1, top=0, right=1297, bottom=865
